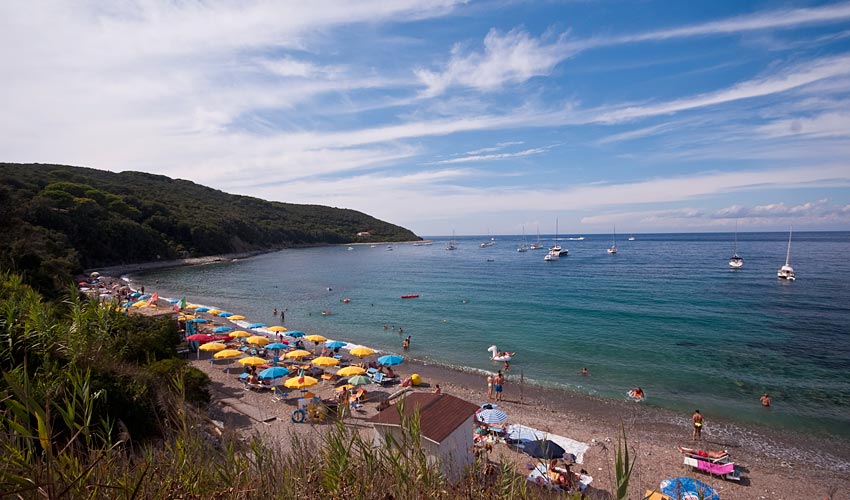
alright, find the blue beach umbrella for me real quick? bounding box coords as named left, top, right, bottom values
left=139, top=294, right=151, bottom=300
left=325, top=341, right=347, bottom=349
left=130, top=292, right=141, bottom=298
left=218, top=311, right=233, bottom=317
left=212, top=326, right=233, bottom=333
left=477, top=409, right=508, bottom=425
left=247, top=323, right=266, bottom=329
left=377, top=355, right=404, bottom=366
left=188, top=318, right=208, bottom=323
left=195, top=307, right=210, bottom=312
left=286, top=331, right=306, bottom=338
left=258, top=366, right=290, bottom=381
left=266, top=342, right=289, bottom=350
left=168, top=299, right=180, bottom=304
left=660, top=477, right=719, bottom=500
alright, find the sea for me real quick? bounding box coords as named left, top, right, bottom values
left=133, top=231, right=850, bottom=441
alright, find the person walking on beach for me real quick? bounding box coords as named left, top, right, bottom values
left=692, top=410, right=704, bottom=441
left=494, top=371, right=504, bottom=402
left=486, top=374, right=494, bottom=399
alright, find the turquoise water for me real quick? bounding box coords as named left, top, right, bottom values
left=135, top=232, right=850, bottom=439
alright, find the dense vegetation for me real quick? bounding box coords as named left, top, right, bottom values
left=0, top=163, right=419, bottom=295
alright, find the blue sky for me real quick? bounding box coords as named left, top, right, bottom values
left=2, top=1, right=850, bottom=236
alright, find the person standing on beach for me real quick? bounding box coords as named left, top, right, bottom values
left=486, top=374, right=494, bottom=399
left=692, top=410, right=704, bottom=441
left=494, top=371, right=504, bottom=402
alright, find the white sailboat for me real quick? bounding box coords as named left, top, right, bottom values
left=480, top=230, right=496, bottom=248
left=607, top=225, right=617, bottom=254
left=517, top=226, right=528, bottom=252
left=446, top=230, right=458, bottom=251
left=544, top=219, right=568, bottom=261
left=729, top=221, right=743, bottom=269
left=530, top=225, right=543, bottom=250
left=777, top=226, right=796, bottom=280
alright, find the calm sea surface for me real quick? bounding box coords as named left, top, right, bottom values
left=135, top=231, right=850, bottom=439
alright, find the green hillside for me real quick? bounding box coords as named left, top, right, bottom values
left=0, top=163, right=419, bottom=294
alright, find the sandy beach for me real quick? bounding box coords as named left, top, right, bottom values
left=101, top=263, right=849, bottom=500
left=186, top=345, right=850, bottom=500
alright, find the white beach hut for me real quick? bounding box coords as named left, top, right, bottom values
left=368, top=392, right=479, bottom=482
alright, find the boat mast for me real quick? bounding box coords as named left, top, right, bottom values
left=733, top=220, right=738, bottom=255
left=785, top=226, right=793, bottom=266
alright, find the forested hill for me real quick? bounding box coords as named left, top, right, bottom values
left=0, top=163, right=420, bottom=294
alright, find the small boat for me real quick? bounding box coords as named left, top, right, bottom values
left=370, top=245, right=377, bottom=248
left=347, top=246, right=354, bottom=251
left=777, top=226, right=796, bottom=281
left=401, top=294, right=420, bottom=299
left=607, top=225, right=617, bottom=254
left=342, top=298, right=351, bottom=303
left=487, top=345, right=515, bottom=362
left=387, top=245, right=393, bottom=251
left=729, top=221, right=743, bottom=269
left=321, top=310, right=332, bottom=315
left=628, top=235, right=635, bottom=241
left=566, top=236, right=585, bottom=241
left=545, top=219, right=568, bottom=261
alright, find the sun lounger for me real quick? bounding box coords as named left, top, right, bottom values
left=526, top=464, right=592, bottom=493
left=682, top=455, right=740, bottom=481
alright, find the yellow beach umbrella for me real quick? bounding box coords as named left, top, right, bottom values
left=186, top=304, right=200, bottom=309
left=349, top=347, right=375, bottom=358
left=206, top=309, right=221, bottom=315
left=229, top=331, right=251, bottom=338
left=132, top=300, right=147, bottom=307
left=337, top=366, right=366, bottom=377
left=284, top=375, right=318, bottom=389
left=228, top=315, right=246, bottom=321
left=213, top=349, right=243, bottom=359
left=238, top=356, right=268, bottom=367
left=268, top=326, right=288, bottom=333
left=305, top=334, right=327, bottom=343
left=246, top=336, right=270, bottom=346
left=199, top=342, right=227, bottom=352
left=285, top=349, right=312, bottom=359
left=311, top=356, right=339, bottom=367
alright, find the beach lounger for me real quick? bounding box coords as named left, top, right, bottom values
left=682, top=455, right=740, bottom=481
left=366, top=367, right=379, bottom=377
left=372, top=372, right=387, bottom=385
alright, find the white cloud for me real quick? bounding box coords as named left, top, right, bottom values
left=464, top=141, right=525, bottom=155
left=756, top=111, right=850, bottom=139
left=430, top=146, right=553, bottom=165
left=415, top=28, right=576, bottom=96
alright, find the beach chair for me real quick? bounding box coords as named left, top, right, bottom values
left=366, top=367, right=379, bottom=377
left=682, top=455, right=740, bottom=481
left=372, top=372, right=386, bottom=385
left=271, top=387, right=289, bottom=402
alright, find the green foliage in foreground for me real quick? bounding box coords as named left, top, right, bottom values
left=0, top=163, right=420, bottom=295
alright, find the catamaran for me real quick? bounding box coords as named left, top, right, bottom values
left=777, top=226, right=795, bottom=280
left=544, top=219, right=568, bottom=261
left=607, top=225, right=617, bottom=254
left=729, top=222, right=743, bottom=269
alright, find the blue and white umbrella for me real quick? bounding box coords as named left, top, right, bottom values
left=247, top=323, right=266, bottom=329
left=258, top=366, right=290, bottom=381
left=325, top=341, right=347, bottom=349
left=286, top=330, right=306, bottom=338
left=377, top=354, right=404, bottom=366
left=218, top=312, right=233, bottom=317
left=212, top=326, right=233, bottom=333
left=476, top=409, right=508, bottom=425
left=660, top=477, right=720, bottom=500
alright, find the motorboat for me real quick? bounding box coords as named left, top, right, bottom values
left=487, top=345, right=515, bottom=362
left=729, top=221, right=743, bottom=269
left=386, top=245, right=393, bottom=251
left=401, top=294, right=420, bottom=299
left=777, top=226, right=796, bottom=280
left=545, top=219, right=568, bottom=261
left=628, top=235, right=635, bottom=241
left=347, top=246, right=354, bottom=251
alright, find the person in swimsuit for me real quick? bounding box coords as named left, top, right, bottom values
left=494, top=371, right=504, bottom=401
left=486, top=374, right=494, bottom=399
left=760, top=393, right=771, bottom=407
left=692, top=410, right=704, bottom=441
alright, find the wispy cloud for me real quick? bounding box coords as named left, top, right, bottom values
left=431, top=145, right=553, bottom=165
left=415, top=28, right=576, bottom=97
left=464, top=141, right=525, bottom=155
left=756, top=111, right=850, bottom=139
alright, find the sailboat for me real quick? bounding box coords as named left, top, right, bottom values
left=517, top=226, right=528, bottom=252
left=729, top=222, right=743, bottom=269
left=530, top=225, right=543, bottom=250
left=446, top=230, right=458, bottom=251
left=480, top=229, right=496, bottom=248
left=607, top=225, right=617, bottom=254
left=544, top=219, right=568, bottom=261
left=777, top=226, right=796, bottom=280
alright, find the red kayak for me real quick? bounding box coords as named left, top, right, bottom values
left=401, top=294, right=420, bottom=299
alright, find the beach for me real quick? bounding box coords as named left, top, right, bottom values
left=185, top=345, right=850, bottom=500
